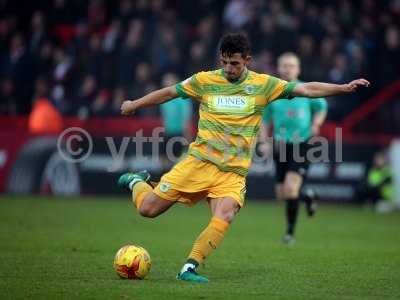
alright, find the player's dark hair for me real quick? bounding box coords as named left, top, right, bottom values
left=219, top=33, right=250, bottom=58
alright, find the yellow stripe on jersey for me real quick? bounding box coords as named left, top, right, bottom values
left=175, top=69, right=297, bottom=176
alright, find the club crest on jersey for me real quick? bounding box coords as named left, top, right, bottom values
left=244, top=85, right=255, bottom=95
left=159, top=182, right=171, bottom=193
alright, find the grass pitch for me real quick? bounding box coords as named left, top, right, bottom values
left=0, top=196, right=399, bottom=299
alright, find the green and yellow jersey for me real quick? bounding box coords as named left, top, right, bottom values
left=175, top=69, right=296, bottom=176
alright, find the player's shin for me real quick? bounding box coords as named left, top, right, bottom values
left=184, top=217, right=229, bottom=269
left=117, top=171, right=152, bottom=210
left=132, top=182, right=153, bottom=210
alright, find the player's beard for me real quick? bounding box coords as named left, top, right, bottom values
left=227, top=67, right=247, bottom=83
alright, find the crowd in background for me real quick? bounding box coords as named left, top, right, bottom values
left=0, top=0, right=399, bottom=121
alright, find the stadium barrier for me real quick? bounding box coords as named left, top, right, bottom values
left=0, top=116, right=385, bottom=202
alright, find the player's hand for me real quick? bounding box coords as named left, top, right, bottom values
left=120, top=100, right=137, bottom=115
left=343, top=79, right=370, bottom=93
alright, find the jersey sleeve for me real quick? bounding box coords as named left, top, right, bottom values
left=311, top=98, right=328, bottom=114
left=175, top=73, right=203, bottom=100
left=264, top=75, right=297, bottom=103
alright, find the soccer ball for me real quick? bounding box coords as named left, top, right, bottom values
left=113, top=245, right=151, bottom=279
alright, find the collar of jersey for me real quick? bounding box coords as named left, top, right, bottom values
left=221, top=68, right=249, bottom=85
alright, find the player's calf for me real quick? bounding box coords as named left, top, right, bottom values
left=177, top=198, right=238, bottom=283
left=138, top=193, right=174, bottom=218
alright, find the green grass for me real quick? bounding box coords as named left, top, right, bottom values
left=0, top=196, right=399, bottom=300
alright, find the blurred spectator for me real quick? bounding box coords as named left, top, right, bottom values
left=347, top=44, right=367, bottom=78
left=320, top=37, right=338, bottom=76
left=379, top=26, right=400, bottom=87
left=0, top=0, right=398, bottom=121
left=29, top=11, right=47, bottom=54
left=91, top=89, right=110, bottom=117
left=329, top=53, right=351, bottom=84
left=195, top=15, right=220, bottom=65
left=252, top=50, right=276, bottom=74
left=28, top=77, right=63, bottom=134
left=297, top=35, right=318, bottom=81
left=88, top=0, right=106, bottom=28
left=328, top=53, right=356, bottom=119
left=75, top=75, right=98, bottom=119
left=0, top=18, right=11, bottom=54
left=49, top=0, right=75, bottom=26
left=139, top=81, right=159, bottom=117
left=72, top=21, right=89, bottom=51
left=51, top=46, right=73, bottom=112
left=35, top=41, right=54, bottom=78
left=1, top=33, right=34, bottom=113
left=129, top=62, right=152, bottom=100
left=187, top=41, right=211, bottom=75
left=85, top=34, right=105, bottom=83
left=52, top=47, right=72, bottom=87
left=117, top=20, right=147, bottom=87
left=338, top=0, right=353, bottom=27
left=252, top=15, right=279, bottom=54
left=110, top=87, right=127, bottom=116
left=117, top=0, right=135, bottom=27
left=223, top=0, right=254, bottom=30
left=301, top=4, right=324, bottom=41
left=357, top=151, right=395, bottom=212
left=102, top=19, right=122, bottom=54
left=0, top=78, right=16, bottom=115
left=150, top=26, right=181, bottom=74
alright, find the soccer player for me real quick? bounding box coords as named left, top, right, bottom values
left=118, top=33, right=369, bottom=283
left=259, top=52, right=327, bottom=245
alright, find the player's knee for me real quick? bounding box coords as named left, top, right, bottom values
left=138, top=203, right=159, bottom=218
left=283, top=184, right=300, bottom=199
left=219, top=209, right=236, bottom=223
left=214, top=203, right=239, bottom=223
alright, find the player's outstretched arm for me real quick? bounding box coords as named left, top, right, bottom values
left=292, top=79, right=370, bottom=98
left=120, top=86, right=178, bottom=115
